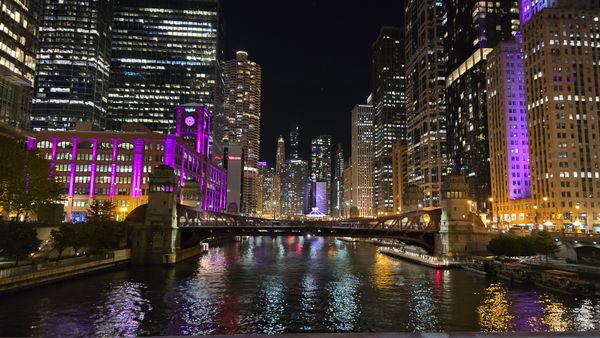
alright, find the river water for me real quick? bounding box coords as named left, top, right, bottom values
left=0, top=236, right=599, bottom=336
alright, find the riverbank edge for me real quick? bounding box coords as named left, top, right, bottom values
left=0, top=249, right=131, bottom=295
left=205, top=332, right=600, bottom=338
left=0, top=236, right=239, bottom=294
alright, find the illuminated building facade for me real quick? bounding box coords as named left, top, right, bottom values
left=351, top=103, right=374, bottom=217
left=445, top=0, right=520, bottom=211
left=33, top=125, right=226, bottom=222
left=221, top=142, right=243, bottom=214
left=272, top=135, right=285, bottom=218
left=404, top=0, right=448, bottom=208
left=257, top=162, right=274, bottom=218
left=487, top=39, right=533, bottom=225
left=0, top=0, right=40, bottom=130
left=32, top=104, right=225, bottom=221
left=108, top=0, right=219, bottom=133
left=280, top=124, right=308, bottom=219
left=372, top=26, right=405, bottom=215
left=342, top=160, right=353, bottom=218
left=289, top=121, right=300, bottom=159
left=522, top=3, right=600, bottom=230
left=331, top=144, right=344, bottom=218
left=280, top=158, right=308, bottom=219
left=32, top=0, right=113, bottom=131
left=222, top=51, right=262, bottom=216
left=520, top=0, right=599, bottom=25
left=310, top=134, right=331, bottom=214
left=392, top=141, right=407, bottom=214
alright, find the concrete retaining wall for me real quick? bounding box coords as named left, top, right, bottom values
left=0, top=249, right=131, bottom=295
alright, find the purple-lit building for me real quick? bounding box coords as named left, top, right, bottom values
left=33, top=105, right=226, bottom=222
left=487, top=38, right=533, bottom=225
left=444, top=0, right=520, bottom=212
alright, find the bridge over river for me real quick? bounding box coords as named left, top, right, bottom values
left=125, top=166, right=496, bottom=265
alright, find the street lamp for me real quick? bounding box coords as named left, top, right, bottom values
left=272, top=201, right=277, bottom=220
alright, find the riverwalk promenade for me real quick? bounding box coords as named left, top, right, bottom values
left=0, top=249, right=131, bottom=295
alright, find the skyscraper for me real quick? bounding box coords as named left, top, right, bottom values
left=222, top=51, right=262, bottom=216
left=276, top=134, right=285, bottom=174
left=372, top=26, right=405, bottom=215
left=522, top=2, right=600, bottom=230
left=280, top=158, right=309, bottom=219
left=342, top=159, right=353, bottom=218
left=331, top=144, right=344, bottom=218
left=404, top=0, right=448, bottom=208
left=310, top=135, right=332, bottom=214
left=487, top=38, right=532, bottom=224
left=280, top=124, right=309, bottom=219
left=0, top=0, right=41, bottom=130
left=272, top=135, right=285, bottom=218
left=32, top=0, right=113, bottom=131
left=256, top=162, right=274, bottom=218
left=310, top=135, right=332, bottom=181
left=108, top=0, right=219, bottom=133
left=445, top=0, right=520, bottom=211
left=392, top=141, right=408, bottom=214
left=351, top=103, right=374, bottom=217
left=289, top=121, right=300, bottom=159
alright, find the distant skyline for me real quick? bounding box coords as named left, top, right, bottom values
left=221, top=0, right=404, bottom=165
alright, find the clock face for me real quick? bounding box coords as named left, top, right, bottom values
left=184, top=116, right=196, bottom=127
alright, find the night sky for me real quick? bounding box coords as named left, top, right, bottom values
left=220, top=0, right=404, bottom=165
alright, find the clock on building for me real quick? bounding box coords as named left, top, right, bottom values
left=184, top=116, right=196, bottom=127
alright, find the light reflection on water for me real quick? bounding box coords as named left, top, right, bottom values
left=0, top=236, right=599, bottom=336
left=477, top=282, right=600, bottom=333
left=93, top=281, right=150, bottom=337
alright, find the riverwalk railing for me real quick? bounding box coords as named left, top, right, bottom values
left=0, top=249, right=130, bottom=281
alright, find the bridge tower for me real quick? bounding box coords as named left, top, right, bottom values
left=437, top=171, right=491, bottom=256
left=181, top=179, right=201, bottom=208
left=131, top=165, right=181, bottom=264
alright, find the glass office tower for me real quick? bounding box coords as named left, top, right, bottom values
left=32, top=0, right=113, bottom=131
left=108, top=0, right=219, bottom=133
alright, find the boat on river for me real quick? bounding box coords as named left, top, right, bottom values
left=493, top=262, right=533, bottom=284
left=532, top=269, right=595, bottom=297
left=461, top=257, right=492, bottom=276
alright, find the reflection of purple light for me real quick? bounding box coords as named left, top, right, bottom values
left=503, top=42, right=531, bottom=200
left=175, top=106, right=183, bottom=135
left=109, top=139, right=118, bottom=198
left=180, top=147, right=185, bottom=187
left=509, top=291, right=548, bottom=331
left=89, top=139, right=97, bottom=198
left=132, top=139, right=143, bottom=198
left=51, top=138, right=57, bottom=160
left=164, top=135, right=176, bottom=166
left=68, top=138, right=78, bottom=197
left=521, top=0, right=549, bottom=25
left=26, top=137, right=34, bottom=150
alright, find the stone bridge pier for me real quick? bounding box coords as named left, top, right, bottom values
left=130, top=165, right=180, bottom=265
left=434, top=171, right=495, bottom=257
